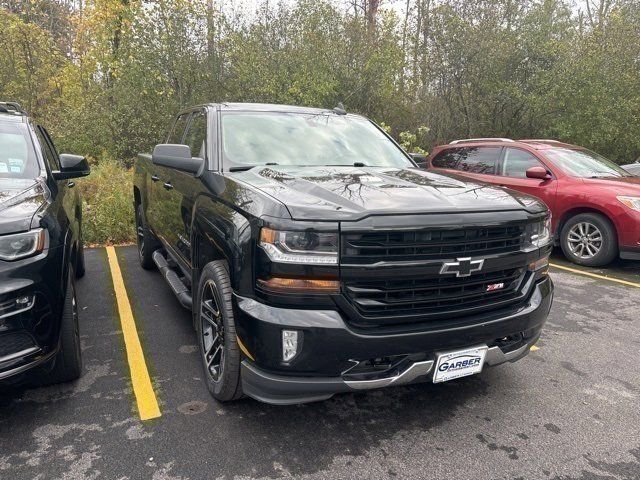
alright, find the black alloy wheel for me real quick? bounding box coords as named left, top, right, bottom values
left=200, top=280, right=225, bottom=382
left=196, top=261, right=243, bottom=402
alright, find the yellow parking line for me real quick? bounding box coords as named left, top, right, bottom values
left=530, top=345, right=539, bottom=352
left=550, top=262, right=640, bottom=289
left=106, top=246, right=161, bottom=421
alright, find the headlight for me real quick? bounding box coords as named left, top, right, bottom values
left=526, top=216, right=552, bottom=249
left=617, top=196, right=640, bottom=211
left=0, top=229, right=46, bottom=261
left=259, top=228, right=338, bottom=264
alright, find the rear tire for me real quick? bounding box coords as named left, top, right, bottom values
left=136, top=204, right=156, bottom=270
left=195, top=261, right=243, bottom=402
left=39, top=273, right=82, bottom=385
left=560, top=213, right=617, bottom=267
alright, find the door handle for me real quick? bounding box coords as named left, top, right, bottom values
left=151, top=175, right=160, bottom=182
left=163, top=182, right=174, bottom=190
left=67, top=181, right=75, bottom=188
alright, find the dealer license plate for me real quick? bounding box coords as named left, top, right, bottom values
left=433, top=345, right=488, bottom=383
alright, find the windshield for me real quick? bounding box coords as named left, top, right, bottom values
left=0, top=122, right=40, bottom=180
left=221, top=112, right=413, bottom=169
left=545, top=147, right=631, bottom=178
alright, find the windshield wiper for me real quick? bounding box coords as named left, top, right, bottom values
left=228, top=166, right=255, bottom=172
left=588, top=173, right=621, bottom=178
left=229, top=163, right=278, bottom=172
left=323, top=162, right=368, bottom=167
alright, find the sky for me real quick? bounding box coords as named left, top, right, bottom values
left=220, top=0, right=588, bottom=23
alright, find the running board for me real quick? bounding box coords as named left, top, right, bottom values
left=152, top=250, right=193, bottom=310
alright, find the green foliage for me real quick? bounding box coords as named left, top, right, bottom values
left=399, top=126, right=430, bottom=154
left=3, top=0, right=639, bottom=164
left=0, top=9, right=65, bottom=119
left=77, top=162, right=135, bottom=245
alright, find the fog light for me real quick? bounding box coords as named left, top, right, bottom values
left=282, top=330, right=299, bottom=362
left=0, top=295, right=35, bottom=319
left=16, top=295, right=32, bottom=306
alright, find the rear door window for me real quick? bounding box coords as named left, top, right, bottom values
left=501, top=148, right=545, bottom=178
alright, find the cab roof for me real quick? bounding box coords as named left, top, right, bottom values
left=179, top=102, right=356, bottom=117
left=218, top=102, right=334, bottom=114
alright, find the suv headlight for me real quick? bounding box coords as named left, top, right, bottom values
left=617, top=196, right=640, bottom=211
left=526, top=216, right=552, bottom=249
left=0, top=229, right=46, bottom=261
left=259, top=228, right=338, bottom=264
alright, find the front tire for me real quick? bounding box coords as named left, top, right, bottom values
left=195, top=261, right=243, bottom=402
left=39, top=273, right=82, bottom=385
left=560, top=213, right=617, bottom=267
left=136, top=204, right=156, bottom=270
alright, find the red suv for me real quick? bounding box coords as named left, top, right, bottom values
left=427, top=138, right=640, bottom=266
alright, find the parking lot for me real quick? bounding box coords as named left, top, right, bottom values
left=0, top=246, right=639, bottom=480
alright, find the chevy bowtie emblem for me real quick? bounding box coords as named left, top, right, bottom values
left=439, top=257, right=484, bottom=277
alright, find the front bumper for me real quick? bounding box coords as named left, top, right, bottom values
left=617, top=209, right=640, bottom=258
left=234, top=275, right=553, bottom=405
left=0, top=246, right=65, bottom=383
left=241, top=341, right=535, bottom=405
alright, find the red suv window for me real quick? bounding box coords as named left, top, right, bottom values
left=501, top=148, right=545, bottom=178
left=432, top=148, right=461, bottom=169
left=432, top=147, right=501, bottom=174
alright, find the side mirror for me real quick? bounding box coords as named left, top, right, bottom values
left=53, top=154, right=91, bottom=180
left=526, top=166, right=552, bottom=180
left=152, top=144, right=204, bottom=175
left=410, top=153, right=429, bottom=169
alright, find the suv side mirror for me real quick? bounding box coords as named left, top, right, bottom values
left=53, top=154, right=91, bottom=180
left=410, top=153, right=429, bottom=168
left=526, top=166, right=552, bottom=180
left=152, top=144, right=204, bottom=175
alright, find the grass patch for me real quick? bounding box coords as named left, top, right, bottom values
left=77, top=162, right=135, bottom=245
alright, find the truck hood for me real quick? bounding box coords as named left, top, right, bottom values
left=233, top=166, right=546, bottom=221
left=0, top=179, right=49, bottom=234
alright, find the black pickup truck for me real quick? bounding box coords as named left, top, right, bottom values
left=134, top=103, right=553, bottom=405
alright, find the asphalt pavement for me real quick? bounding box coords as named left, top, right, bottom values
left=0, top=246, right=639, bottom=480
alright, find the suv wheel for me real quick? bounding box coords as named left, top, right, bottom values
left=560, top=213, right=617, bottom=267
left=136, top=204, right=156, bottom=270
left=195, top=261, right=243, bottom=402
left=39, top=272, right=82, bottom=385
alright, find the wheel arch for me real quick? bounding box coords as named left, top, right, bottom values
left=557, top=206, right=619, bottom=245
left=190, top=215, right=236, bottom=291
left=190, top=208, right=253, bottom=294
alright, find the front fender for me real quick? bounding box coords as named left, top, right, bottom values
left=191, top=195, right=256, bottom=294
